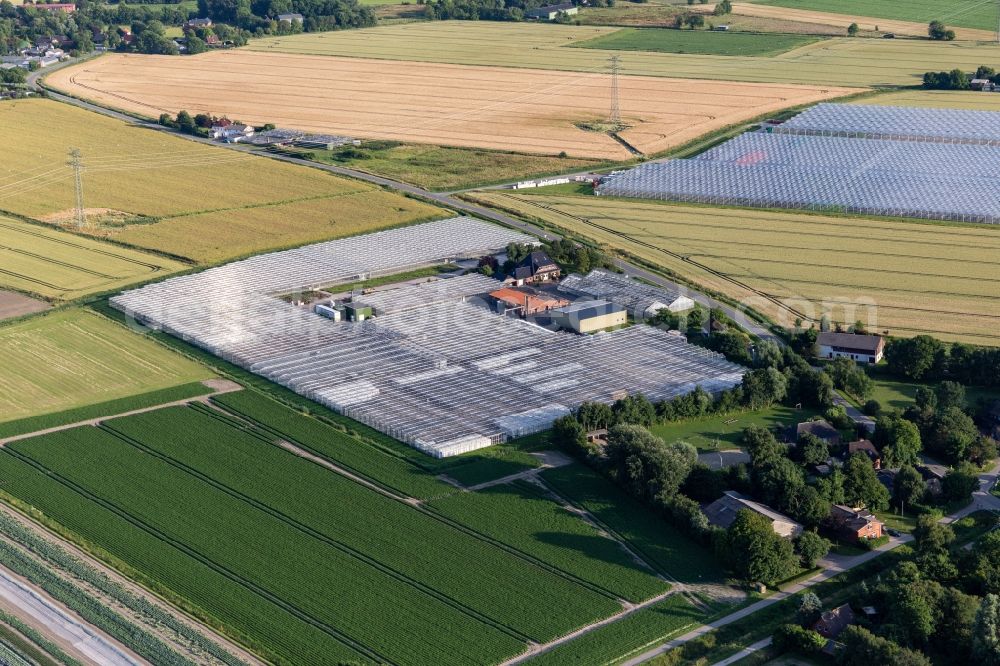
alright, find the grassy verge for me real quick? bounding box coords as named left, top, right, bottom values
left=296, top=141, right=612, bottom=191
left=317, top=263, right=460, bottom=293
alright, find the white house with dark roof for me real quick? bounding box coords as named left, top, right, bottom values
left=817, top=331, right=885, bottom=364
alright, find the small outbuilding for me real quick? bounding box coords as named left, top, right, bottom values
left=344, top=302, right=372, bottom=322
left=525, top=2, right=578, bottom=20
left=552, top=300, right=626, bottom=334
left=848, top=439, right=881, bottom=469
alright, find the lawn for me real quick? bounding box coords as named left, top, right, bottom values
left=0, top=100, right=445, bottom=263
left=428, top=482, right=670, bottom=603
left=868, top=376, right=1000, bottom=412
left=247, top=21, right=1000, bottom=87
left=0, top=406, right=630, bottom=664
left=306, top=142, right=606, bottom=191
left=650, top=405, right=822, bottom=453
left=0, top=309, right=214, bottom=424
left=570, top=28, right=820, bottom=57
left=0, top=215, right=186, bottom=300
left=753, top=0, right=999, bottom=32
left=465, top=191, right=1000, bottom=345
left=541, top=464, right=724, bottom=584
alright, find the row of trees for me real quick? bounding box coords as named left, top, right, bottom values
left=923, top=65, right=1000, bottom=90
left=884, top=335, right=1000, bottom=388
left=196, top=0, right=375, bottom=33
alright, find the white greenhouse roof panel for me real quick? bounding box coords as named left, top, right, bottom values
left=777, top=103, right=1000, bottom=145
left=111, top=218, right=746, bottom=457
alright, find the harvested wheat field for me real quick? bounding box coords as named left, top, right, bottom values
left=246, top=22, right=1000, bottom=87
left=721, top=3, right=997, bottom=41
left=48, top=52, right=857, bottom=159
left=467, top=191, right=1000, bottom=345
left=0, top=99, right=446, bottom=263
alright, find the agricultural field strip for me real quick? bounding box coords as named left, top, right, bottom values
left=0, top=508, right=254, bottom=666
left=193, top=400, right=655, bottom=603
left=48, top=52, right=856, bottom=160
left=724, top=2, right=998, bottom=40
left=540, top=465, right=722, bottom=586
left=245, top=22, right=1000, bottom=87
left=750, top=0, right=999, bottom=32
left=0, top=443, right=376, bottom=666
left=94, top=406, right=623, bottom=638
left=97, top=415, right=539, bottom=646
left=0, top=216, right=185, bottom=299
left=522, top=595, right=705, bottom=666
left=427, top=482, right=670, bottom=603
left=206, top=392, right=449, bottom=501
left=0, top=309, right=215, bottom=424
left=3, top=428, right=532, bottom=665
left=470, top=192, right=1000, bottom=343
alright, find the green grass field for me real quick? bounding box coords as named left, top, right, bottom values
left=542, top=464, right=722, bottom=584
left=429, top=482, right=670, bottom=603
left=753, top=0, right=999, bottom=32
left=248, top=22, right=1000, bottom=87
left=650, top=405, right=822, bottom=453
left=1, top=100, right=444, bottom=263
left=0, top=405, right=638, bottom=664
left=467, top=191, right=1000, bottom=345
left=0, top=215, right=186, bottom=301
left=0, top=309, right=214, bottom=424
left=305, top=142, right=605, bottom=191
left=868, top=377, right=1000, bottom=412
left=570, top=27, right=820, bottom=57
left=526, top=595, right=703, bottom=665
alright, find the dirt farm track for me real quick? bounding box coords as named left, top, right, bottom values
left=47, top=52, right=856, bottom=159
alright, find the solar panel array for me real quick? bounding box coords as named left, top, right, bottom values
left=776, top=103, right=1000, bottom=145
left=112, top=218, right=745, bottom=457
left=597, top=104, right=1000, bottom=224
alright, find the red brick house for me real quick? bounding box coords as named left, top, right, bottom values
left=828, top=504, right=884, bottom=543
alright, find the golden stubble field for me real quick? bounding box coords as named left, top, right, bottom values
left=47, top=52, right=857, bottom=160
left=0, top=100, right=445, bottom=263
left=244, top=22, right=1000, bottom=88
left=468, top=191, right=1000, bottom=345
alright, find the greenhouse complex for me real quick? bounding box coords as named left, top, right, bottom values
left=112, top=217, right=744, bottom=457
left=597, top=104, right=1000, bottom=224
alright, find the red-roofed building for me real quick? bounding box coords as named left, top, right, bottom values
left=36, top=3, right=76, bottom=13
left=489, top=288, right=568, bottom=317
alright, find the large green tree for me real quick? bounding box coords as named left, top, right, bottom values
left=975, top=594, right=1000, bottom=665
left=722, top=509, right=797, bottom=585
left=843, top=452, right=889, bottom=511
left=874, top=412, right=922, bottom=468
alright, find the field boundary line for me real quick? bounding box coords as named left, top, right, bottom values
left=98, top=417, right=537, bottom=646
left=0, top=446, right=390, bottom=665
left=0, top=382, right=242, bottom=447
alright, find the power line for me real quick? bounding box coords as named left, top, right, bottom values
left=609, top=54, right=621, bottom=129
left=67, top=148, right=85, bottom=229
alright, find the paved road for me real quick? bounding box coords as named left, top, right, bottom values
left=710, top=636, right=773, bottom=666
